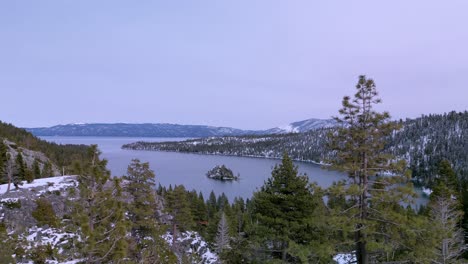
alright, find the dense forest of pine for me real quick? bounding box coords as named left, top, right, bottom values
left=124, top=111, right=468, bottom=184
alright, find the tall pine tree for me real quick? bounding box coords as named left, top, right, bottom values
left=328, top=75, right=416, bottom=263
left=123, top=159, right=175, bottom=263
left=73, top=145, right=129, bottom=263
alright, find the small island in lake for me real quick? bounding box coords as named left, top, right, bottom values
left=206, top=165, right=240, bottom=181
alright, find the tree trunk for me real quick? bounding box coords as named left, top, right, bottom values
left=7, top=167, right=11, bottom=193
left=356, top=152, right=369, bottom=264
left=281, top=241, right=288, bottom=262
left=172, top=223, right=177, bottom=248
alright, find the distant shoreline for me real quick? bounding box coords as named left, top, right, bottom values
left=121, top=146, right=329, bottom=167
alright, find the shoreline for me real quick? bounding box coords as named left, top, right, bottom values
left=122, top=146, right=329, bottom=166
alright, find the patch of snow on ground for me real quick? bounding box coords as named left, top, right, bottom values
left=422, top=187, right=432, bottom=196
left=163, top=231, right=218, bottom=263
left=333, top=252, right=356, bottom=264
left=24, top=226, right=79, bottom=250
left=0, top=175, right=77, bottom=195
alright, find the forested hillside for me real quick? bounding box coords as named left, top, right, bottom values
left=0, top=121, right=90, bottom=168
left=124, top=111, right=468, bottom=183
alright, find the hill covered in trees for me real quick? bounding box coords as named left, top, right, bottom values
left=0, top=121, right=90, bottom=169
left=124, top=111, right=468, bottom=183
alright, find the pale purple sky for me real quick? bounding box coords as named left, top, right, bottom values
left=1, top=1, right=467, bottom=129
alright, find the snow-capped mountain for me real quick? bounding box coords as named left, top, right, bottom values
left=264, top=118, right=336, bottom=134
left=26, top=118, right=336, bottom=138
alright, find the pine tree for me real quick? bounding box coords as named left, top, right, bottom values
left=250, top=153, right=320, bottom=262
left=32, top=198, right=58, bottom=227
left=32, top=158, right=41, bottom=180
left=215, top=212, right=230, bottom=254
left=10, top=153, right=24, bottom=189
left=327, top=75, right=415, bottom=263
left=41, top=161, right=53, bottom=178
left=165, top=185, right=194, bottom=247
left=431, top=160, right=460, bottom=202
left=24, top=167, right=34, bottom=183
left=427, top=160, right=466, bottom=262
left=13, top=152, right=26, bottom=188
left=429, top=197, right=466, bottom=263
left=74, top=145, right=129, bottom=263
left=207, top=191, right=217, bottom=219
left=0, top=222, right=15, bottom=264
left=123, top=159, right=174, bottom=262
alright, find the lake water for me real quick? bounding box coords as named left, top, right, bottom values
left=40, top=136, right=428, bottom=205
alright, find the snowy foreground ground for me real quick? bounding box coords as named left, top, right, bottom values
left=0, top=175, right=76, bottom=196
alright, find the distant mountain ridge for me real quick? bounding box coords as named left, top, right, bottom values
left=25, top=118, right=336, bottom=137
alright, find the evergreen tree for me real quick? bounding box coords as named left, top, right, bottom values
left=0, top=222, right=15, bottom=264
left=429, top=197, right=466, bottom=263
left=431, top=160, right=460, bottom=201
left=32, top=198, right=58, bottom=227
left=327, top=75, right=415, bottom=263
left=24, top=168, right=34, bottom=183
left=12, top=153, right=24, bottom=189
left=32, top=158, right=41, bottom=180
left=250, top=153, right=321, bottom=262
left=73, top=145, right=129, bottom=263
left=0, top=141, right=7, bottom=185
left=207, top=191, right=217, bottom=219
left=215, top=212, right=230, bottom=254
left=13, top=153, right=26, bottom=188
left=124, top=159, right=157, bottom=237
left=165, top=185, right=194, bottom=246
left=41, top=161, right=53, bottom=178
left=123, top=159, right=174, bottom=262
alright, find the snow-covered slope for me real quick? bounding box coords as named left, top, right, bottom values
left=0, top=175, right=76, bottom=195
left=264, top=118, right=336, bottom=134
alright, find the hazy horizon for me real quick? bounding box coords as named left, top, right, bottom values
left=2, top=1, right=468, bottom=130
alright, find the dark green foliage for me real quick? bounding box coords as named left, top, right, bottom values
left=188, top=190, right=208, bottom=236
left=32, top=159, right=41, bottom=181
left=29, top=244, right=55, bottom=264
left=13, top=153, right=26, bottom=187
left=124, top=159, right=157, bottom=237
left=250, top=153, right=323, bottom=262
left=430, top=160, right=460, bottom=202
left=24, top=168, right=34, bottom=183
left=73, top=145, right=129, bottom=263
left=32, top=198, right=58, bottom=227
left=123, top=159, right=175, bottom=262
left=41, top=161, right=53, bottom=178
left=165, top=185, right=194, bottom=232
left=327, top=75, right=416, bottom=263
left=0, top=224, right=15, bottom=264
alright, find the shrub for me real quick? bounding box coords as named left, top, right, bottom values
left=32, top=198, right=58, bottom=227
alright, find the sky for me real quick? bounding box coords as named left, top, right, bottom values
left=1, top=1, right=467, bottom=130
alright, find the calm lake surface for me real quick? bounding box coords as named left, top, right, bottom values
left=40, top=136, right=428, bottom=205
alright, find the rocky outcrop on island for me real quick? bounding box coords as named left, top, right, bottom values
left=206, top=165, right=239, bottom=181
